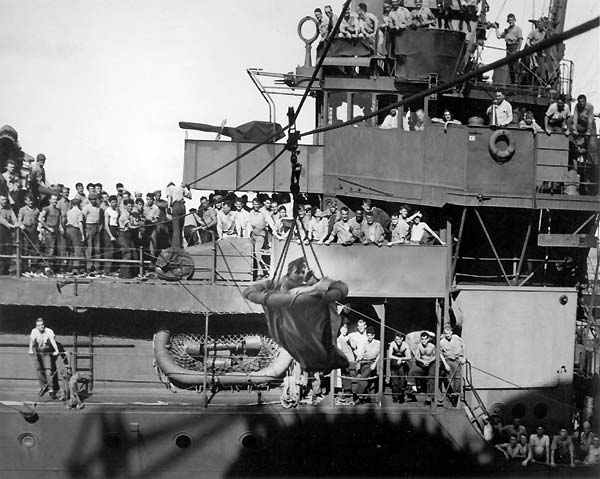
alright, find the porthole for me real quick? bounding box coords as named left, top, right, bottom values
left=240, top=432, right=260, bottom=450
left=511, top=403, right=527, bottom=419
left=18, top=433, right=38, bottom=448
left=104, top=433, right=122, bottom=449
left=490, top=402, right=505, bottom=418
left=174, top=433, right=192, bottom=449
left=533, top=403, right=548, bottom=419
left=559, top=295, right=568, bottom=305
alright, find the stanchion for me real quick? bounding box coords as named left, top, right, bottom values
left=15, top=228, right=21, bottom=278
left=434, top=300, right=443, bottom=406
left=211, top=233, right=216, bottom=285
left=377, top=306, right=386, bottom=408
left=138, top=247, right=144, bottom=277
left=203, top=312, right=209, bottom=408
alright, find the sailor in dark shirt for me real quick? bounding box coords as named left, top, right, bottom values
left=153, top=190, right=171, bottom=252
left=0, top=194, right=20, bottom=274
left=2, top=159, right=21, bottom=210
left=117, top=199, right=138, bottom=278
left=39, top=193, right=65, bottom=267
left=30, top=153, right=47, bottom=206
left=362, top=198, right=391, bottom=232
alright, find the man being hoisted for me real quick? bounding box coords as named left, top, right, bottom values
left=244, top=257, right=349, bottom=373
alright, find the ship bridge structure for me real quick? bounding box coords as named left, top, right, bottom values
left=178, top=0, right=599, bottom=432
left=1, top=3, right=599, bottom=478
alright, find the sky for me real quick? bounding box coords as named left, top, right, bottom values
left=1, top=0, right=598, bottom=195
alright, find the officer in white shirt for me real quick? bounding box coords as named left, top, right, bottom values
left=487, top=91, right=514, bottom=126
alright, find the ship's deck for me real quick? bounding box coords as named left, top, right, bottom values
left=0, top=384, right=453, bottom=412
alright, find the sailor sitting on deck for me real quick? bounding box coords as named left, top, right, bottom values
left=522, top=425, right=551, bottom=466
left=407, top=331, right=436, bottom=404
left=354, top=326, right=380, bottom=404
left=495, top=434, right=527, bottom=462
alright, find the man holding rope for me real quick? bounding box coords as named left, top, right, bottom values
left=28, top=318, right=60, bottom=399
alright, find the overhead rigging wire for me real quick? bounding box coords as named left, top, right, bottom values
left=236, top=147, right=287, bottom=192
left=299, top=17, right=600, bottom=139
left=174, top=3, right=356, bottom=326
left=184, top=0, right=353, bottom=190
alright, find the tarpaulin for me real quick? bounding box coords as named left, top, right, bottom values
left=178, top=121, right=284, bottom=143
left=244, top=278, right=349, bottom=372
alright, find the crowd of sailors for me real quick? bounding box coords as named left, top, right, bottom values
left=489, top=417, right=600, bottom=468
left=314, top=1, right=481, bottom=44
left=0, top=85, right=596, bottom=277
left=0, top=161, right=194, bottom=277
left=325, top=318, right=460, bottom=407
left=379, top=92, right=596, bottom=134
left=313, top=1, right=565, bottom=87
left=378, top=91, right=597, bottom=194
left=0, top=148, right=448, bottom=278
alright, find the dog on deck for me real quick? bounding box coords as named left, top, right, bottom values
left=59, top=366, right=84, bottom=409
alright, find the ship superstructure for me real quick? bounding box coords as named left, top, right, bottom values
left=0, top=0, right=599, bottom=477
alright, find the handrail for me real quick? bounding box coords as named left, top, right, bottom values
left=462, top=360, right=491, bottom=438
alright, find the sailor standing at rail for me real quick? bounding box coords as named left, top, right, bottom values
left=166, top=182, right=191, bottom=249
left=487, top=91, right=513, bottom=127
left=28, top=318, right=60, bottom=399
left=495, top=13, right=523, bottom=84
left=0, top=194, right=20, bottom=275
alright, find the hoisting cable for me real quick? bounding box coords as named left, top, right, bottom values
left=299, top=16, right=599, bottom=139
left=184, top=0, right=353, bottom=189
left=236, top=146, right=287, bottom=192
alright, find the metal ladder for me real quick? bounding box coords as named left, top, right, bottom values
left=72, top=332, right=94, bottom=392
left=462, top=360, right=489, bottom=438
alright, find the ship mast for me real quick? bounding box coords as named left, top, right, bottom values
left=548, top=0, right=568, bottom=34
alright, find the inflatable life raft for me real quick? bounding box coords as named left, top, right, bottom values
left=153, top=330, right=293, bottom=388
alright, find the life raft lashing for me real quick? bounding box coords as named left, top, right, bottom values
left=153, top=330, right=293, bottom=388
left=488, top=129, right=516, bottom=164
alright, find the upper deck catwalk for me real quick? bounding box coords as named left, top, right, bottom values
left=1, top=0, right=599, bottom=478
